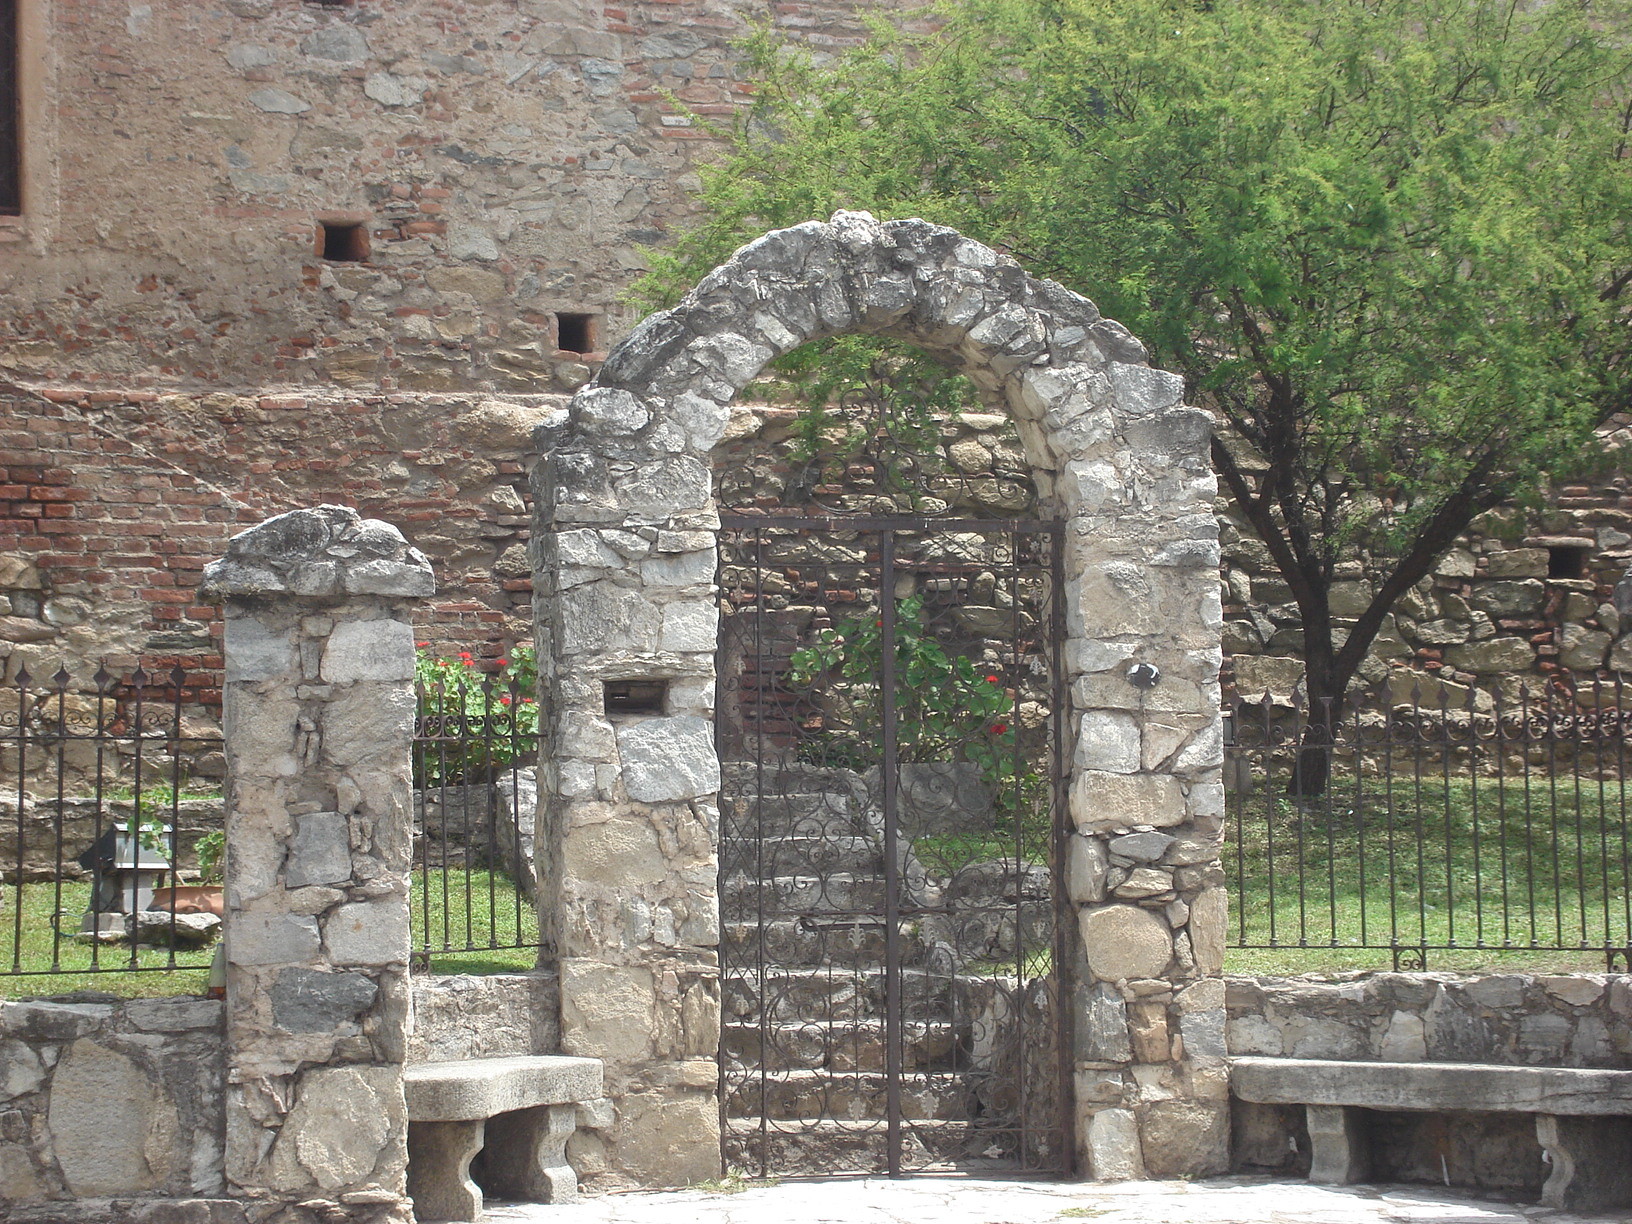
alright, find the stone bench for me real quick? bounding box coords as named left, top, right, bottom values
left=1232, top=1056, right=1632, bottom=1212
left=405, top=1055, right=605, bottom=1223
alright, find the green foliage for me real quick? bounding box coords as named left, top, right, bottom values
left=788, top=595, right=1022, bottom=785
left=643, top=0, right=1632, bottom=718
left=194, top=830, right=225, bottom=884
left=414, top=645, right=540, bottom=787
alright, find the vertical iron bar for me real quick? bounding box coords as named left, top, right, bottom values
left=11, top=668, right=28, bottom=972
left=129, top=669, right=146, bottom=968
left=1439, top=690, right=1455, bottom=949
left=1353, top=695, right=1368, bottom=951
left=1048, top=524, right=1071, bottom=1173
left=1383, top=698, right=1400, bottom=956
left=880, top=531, right=902, bottom=1179
left=752, top=525, right=769, bottom=1179
left=51, top=670, right=67, bottom=972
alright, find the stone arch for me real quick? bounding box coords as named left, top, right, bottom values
left=530, top=212, right=1227, bottom=1187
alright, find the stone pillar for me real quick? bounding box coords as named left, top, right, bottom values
left=201, top=505, right=433, bottom=1224
left=531, top=411, right=724, bottom=1189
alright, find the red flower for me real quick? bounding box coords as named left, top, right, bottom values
left=522, top=698, right=536, bottom=705
left=496, top=657, right=509, bottom=668
left=458, top=652, right=474, bottom=663
left=875, top=619, right=883, bottom=627
left=990, top=723, right=1008, bottom=735
left=416, top=641, right=431, bottom=648
left=499, top=696, right=512, bottom=706
left=986, top=674, right=1000, bottom=683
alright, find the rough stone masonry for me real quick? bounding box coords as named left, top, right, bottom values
left=531, top=212, right=1229, bottom=1184
left=201, top=504, right=434, bottom=1224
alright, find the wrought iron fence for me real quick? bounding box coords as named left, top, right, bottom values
left=411, top=669, right=541, bottom=970
left=1, top=662, right=225, bottom=981
left=1226, top=676, right=1632, bottom=970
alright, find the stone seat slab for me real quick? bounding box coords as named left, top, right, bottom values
left=1231, top=1056, right=1632, bottom=1116
left=405, top=1054, right=603, bottom=1122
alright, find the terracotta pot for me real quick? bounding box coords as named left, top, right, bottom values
left=147, top=885, right=225, bottom=917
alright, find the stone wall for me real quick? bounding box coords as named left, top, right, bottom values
left=0, top=995, right=227, bottom=1205
left=1222, top=432, right=1632, bottom=706
left=0, top=976, right=563, bottom=1213
left=405, top=972, right=560, bottom=1064
left=0, top=0, right=917, bottom=393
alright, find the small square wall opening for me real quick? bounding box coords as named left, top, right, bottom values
left=556, top=312, right=598, bottom=355
left=320, top=221, right=369, bottom=263
left=604, top=679, right=667, bottom=717
left=1547, top=544, right=1590, bottom=579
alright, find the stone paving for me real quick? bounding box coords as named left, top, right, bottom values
left=486, top=1176, right=1621, bottom=1224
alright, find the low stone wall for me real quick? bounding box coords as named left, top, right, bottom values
left=407, top=973, right=559, bottom=1063
left=0, top=975, right=573, bottom=1212
left=1227, top=971, right=1632, bottom=1068
left=0, top=995, right=227, bottom=1205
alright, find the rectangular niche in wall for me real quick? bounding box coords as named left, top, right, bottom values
left=1547, top=544, right=1591, bottom=579
left=604, top=680, right=667, bottom=717
left=319, top=221, right=369, bottom=263
left=555, top=312, right=599, bottom=356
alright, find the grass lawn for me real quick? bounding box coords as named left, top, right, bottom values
left=1229, top=774, right=1632, bottom=975
left=411, top=868, right=541, bottom=974
left=2, top=869, right=540, bottom=1000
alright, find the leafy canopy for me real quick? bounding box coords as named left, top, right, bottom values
left=645, top=0, right=1632, bottom=581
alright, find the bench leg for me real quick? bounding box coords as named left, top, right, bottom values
left=480, top=1103, right=579, bottom=1205
left=1305, top=1105, right=1369, bottom=1184
left=408, top=1119, right=486, bottom=1223
left=1537, top=1114, right=1632, bottom=1212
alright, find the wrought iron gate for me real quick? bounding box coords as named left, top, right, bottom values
left=716, top=514, right=1072, bottom=1177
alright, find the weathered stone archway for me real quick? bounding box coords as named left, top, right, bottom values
left=531, top=212, right=1227, bottom=1187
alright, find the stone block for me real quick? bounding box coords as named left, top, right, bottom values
left=269, top=1064, right=405, bottom=1192
left=223, top=616, right=296, bottom=683
left=47, top=1038, right=178, bottom=1196
left=608, top=1089, right=720, bottom=1188
left=1064, top=842, right=1116, bottom=907
left=560, top=962, right=656, bottom=1064
left=1085, top=1107, right=1144, bottom=1180
left=230, top=912, right=321, bottom=966
left=1444, top=636, right=1536, bottom=674
left=1187, top=887, right=1227, bottom=975
left=1140, top=1099, right=1229, bottom=1178
left=1079, top=904, right=1172, bottom=982
left=1469, top=579, right=1546, bottom=617
left=324, top=897, right=410, bottom=966
left=1305, top=1104, right=1369, bottom=1184
left=285, top=812, right=352, bottom=888
left=615, top=716, right=719, bottom=803
left=1074, top=711, right=1141, bottom=774
left=1070, top=771, right=1185, bottom=832
left=320, top=619, right=416, bottom=683
left=271, top=968, right=378, bottom=1033
left=1486, top=547, right=1549, bottom=578
left=1232, top=655, right=1304, bottom=700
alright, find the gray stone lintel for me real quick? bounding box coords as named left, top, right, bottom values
left=1231, top=1057, right=1632, bottom=1116
left=201, top=504, right=435, bottom=601
left=404, top=1055, right=605, bottom=1121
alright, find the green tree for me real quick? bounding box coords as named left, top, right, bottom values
left=644, top=0, right=1632, bottom=791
